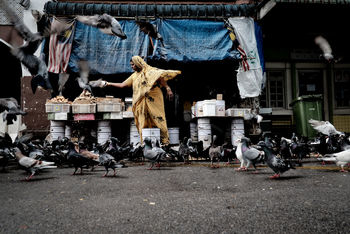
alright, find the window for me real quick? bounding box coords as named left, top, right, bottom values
left=260, top=70, right=286, bottom=108
left=334, top=69, right=350, bottom=108
left=298, top=70, right=323, bottom=96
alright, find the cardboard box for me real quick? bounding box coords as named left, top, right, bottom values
left=216, top=94, right=223, bottom=100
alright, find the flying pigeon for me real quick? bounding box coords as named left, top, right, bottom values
left=76, top=14, right=127, bottom=39
left=13, top=147, right=57, bottom=181
left=318, top=149, right=350, bottom=172
left=309, top=119, right=344, bottom=136
left=76, top=60, right=93, bottom=94
left=89, top=79, right=108, bottom=88
left=258, top=141, right=295, bottom=179
left=0, top=98, right=27, bottom=125
left=314, top=35, right=337, bottom=63
left=1, top=0, right=53, bottom=94
left=135, top=20, right=163, bottom=48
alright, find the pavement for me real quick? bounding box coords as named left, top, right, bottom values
left=0, top=159, right=349, bottom=234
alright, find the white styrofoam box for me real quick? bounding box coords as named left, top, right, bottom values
left=225, top=108, right=251, bottom=118
left=103, top=112, right=123, bottom=119
left=45, top=103, right=70, bottom=113
left=72, top=104, right=96, bottom=113
left=216, top=100, right=225, bottom=116
left=123, top=111, right=134, bottom=118
left=47, top=112, right=68, bottom=120
left=168, top=127, right=180, bottom=145
left=202, top=100, right=216, bottom=116
left=142, top=128, right=160, bottom=142
left=97, top=103, right=122, bottom=112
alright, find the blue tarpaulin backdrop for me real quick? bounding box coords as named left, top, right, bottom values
left=68, top=19, right=252, bottom=74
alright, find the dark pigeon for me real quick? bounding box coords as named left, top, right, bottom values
left=0, top=98, right=27, bottom=125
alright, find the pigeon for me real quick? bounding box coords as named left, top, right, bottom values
left=240, top=137, right=264, bottom=172
left=314, top=35, right=343, bottom=63
left=280, top=137, right=293, bottom=161
left=235, top=138, right=247, bottom=171
left=258, top=141, right=295, bottom=179
left=309, top=119, right=344, bottom=136
left=66, top=141, right=97, bottom=175
left=0, top=98, right=27, bottom=125
left=96, top=144, right=124, bottom=177
left=135, top=20, right=163, bottom=48
left=76, top=60, right=93, bottom=94
left=13, top=147, right=57, bottom=181
left=178, top=137, right=191, bottom=164
left=58, top=73, right=70, bottom=96
left=208, top=135, right=224, bottom=168
left=76, top=14, right=127, bottom=39
left=317, top=149, right=350, bottom=172
left=1, top=0, right=53, bottom=94
left=143, top=137, right=167, bottom=170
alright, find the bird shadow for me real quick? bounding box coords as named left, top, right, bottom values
left=19, top=177, right=57, bottom=183
left=146, top=167, right=173, bottom=171
left=264, top=175, right=304, bottom=181
left=101, top=174, right=129, bottom=179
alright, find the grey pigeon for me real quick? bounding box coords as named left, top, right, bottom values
left=142, top=137, right=167, bottom=170
left=240, top=137, right=264, bottom=172
left=13, top=147, right=57, bottom=181
left=96, top=144, right=124, bottom=177
left=314, top=36, right=334, bottom=62
left=89, top=79, right=107, bottom=88
left=208, top=135, right=224, bottom=168
left=76, top=14, right=127, bottom=39
left=76, top=60, right=93, bottom=94
left=1, top=0, right=53, bottom=94
left=0, top=98, right=27, bottom=125
left=258, top=141, right=295, bottom=179
left=309, top=119, right=344, bottom=136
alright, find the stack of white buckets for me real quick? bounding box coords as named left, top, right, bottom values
left=97, top=120, right=112, bottom=144
left=197, top=118, right=211, bottom=149
left=50, top=121, right=65, bottom=141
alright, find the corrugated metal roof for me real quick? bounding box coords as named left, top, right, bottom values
left=43, top=2, right=257, bottom=19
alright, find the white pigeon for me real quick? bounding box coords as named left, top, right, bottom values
left=13, top=147, right=57, bottom=180
left=317, top=149, right=350, bottom=172
left=314, top=35, right=334, bottom=62
left=309, top=119, right=344, bottom=136
left=235, top=139, right=247, bottom=171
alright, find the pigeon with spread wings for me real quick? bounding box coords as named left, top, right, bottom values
left=309, top=119, right=344, bottom=136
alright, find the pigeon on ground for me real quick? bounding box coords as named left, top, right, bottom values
left=76, top=14, right=127, bottom=39
left=309, top=119, right=344, bottom=136
left=258, top=141, right=295, bottom=179
left=67, top=142, right=97, bottom=175
left=13, top=147, right=57, bottom=181
left=235, top=138, right=247, bottom=171
left=96, top=144, right=124, bottom=177
left=208, top=135, right=224, bottom=168
left=317, top=149, right=350, bottom=172
left=240, top=137, right=264, bottom=172
left=0, top=98, right=27, bottom=125
left=1, top=0, right=53, bottom=94
left=143, top=137, right=167, bottom=170
left=178, top=137, right=192, bottom=164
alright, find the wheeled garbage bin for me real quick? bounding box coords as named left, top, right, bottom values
left=289, top=94, right=323, bottom=138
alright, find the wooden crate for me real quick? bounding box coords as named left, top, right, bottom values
left=72, top=104, right=96, bottom=114
left=45, top=103, right=70, bottom=113
left=97, top=103, right=122, bottom=112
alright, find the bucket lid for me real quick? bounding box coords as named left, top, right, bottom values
left=289, top=94, right=323, bottom=107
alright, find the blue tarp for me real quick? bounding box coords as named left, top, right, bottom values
left=254, top=21, right=265, bottom=73
left=151, top=19, right=241, bottom=62
left=69, top=19, right=244, bottom=74
left=69, top=20, right=149, bottom=74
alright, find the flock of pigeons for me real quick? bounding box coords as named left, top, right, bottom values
left=1, top=119, right=349, bottom=181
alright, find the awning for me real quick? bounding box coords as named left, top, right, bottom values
left=43, top=2, right=257, bottom=19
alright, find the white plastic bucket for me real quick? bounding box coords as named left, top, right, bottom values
left=168, top=127, right=180, bottom=145
left=64, top=125, right=71, bottom=139
left=130, top=122, right=140, bottom=145
left=50, top=121, right=65, bottom=141
left=98, top=120, right=111, bottom=128
left=97, top=121, right=111, bottom=144
left=50, top=120, right=65, bottom=127
left=190, top=122, right=198, bottom=141
left=197, top=118, right=211, bottom=149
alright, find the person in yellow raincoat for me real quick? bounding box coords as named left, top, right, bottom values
left=105, top=56, right=181, bottom=145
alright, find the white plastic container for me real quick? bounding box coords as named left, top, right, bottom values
left=168, top=127, right=180, bottom=145
left=130, top=122, right=140, bottom=145
left=196, top=101, right=204, bottom=117
left=190, top=122, right=198, bottom=141
left=50, top=121, right=65, bottom=141
left=142, top=128, right=160, bottom=143
left=197, top=118, right=211, bottom=149
left=97, top=121, right=111, bottom=144
left=202, top=100, right=216, bottom=116
left=64, top=125, right=71, bottom=139
left=216, top=100, right=225, bottom=116
left=231, top=118, right=244, bottom=130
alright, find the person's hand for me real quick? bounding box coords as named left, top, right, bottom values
left=166, top=87, right=173, bottom=101
left=101, top=81, right=108, bottom=88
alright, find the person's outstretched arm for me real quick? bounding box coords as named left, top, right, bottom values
left=105, top=81, right=128, bottom=88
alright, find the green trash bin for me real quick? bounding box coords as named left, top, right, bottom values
left=289, top=94, right=323, bottom=138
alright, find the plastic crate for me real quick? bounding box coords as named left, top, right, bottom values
left=97, top=103, right=122, bottom=112
left=45, top=103, right=70, bottom=113
left=72, top=104, right=96, bottom=113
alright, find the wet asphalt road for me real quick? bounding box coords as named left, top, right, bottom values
left=0, top=162, right=349, bottom=234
